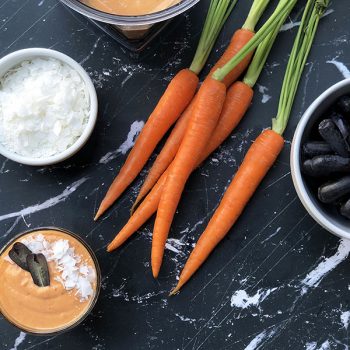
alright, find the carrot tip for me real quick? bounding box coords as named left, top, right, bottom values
left=130, top=202, right=138, bottom=216
left=152, top=266, right=160, bottom=279
left=94, top=206, right=104, bottom=221
left=169, top=286, right=181, bottom=296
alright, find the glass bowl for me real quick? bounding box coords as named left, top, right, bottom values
left=60, top=0, right=200, bottom=43
left=0, top=227, right=101, bottom=336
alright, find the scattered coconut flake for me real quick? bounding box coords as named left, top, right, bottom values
left=18, top=235, right=96, bottom=302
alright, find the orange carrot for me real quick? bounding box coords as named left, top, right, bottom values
left=94, top=69, right=198, bottom=220
left=152, top=78, right=227, bottom=278
left=209, top=29, right=255, bottom=87
left=108, top=82, right=253, bottom=252
left=171, top=130, right=284, bottom=294
left=204, top=81, right=254, bottom=157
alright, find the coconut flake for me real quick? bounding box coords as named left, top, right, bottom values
left=0, top=58, right=90, bottom=158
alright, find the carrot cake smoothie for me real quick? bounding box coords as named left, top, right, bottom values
left=81, top=0, right=181, bottom=16
left=0, top=229, right=99, bottom=334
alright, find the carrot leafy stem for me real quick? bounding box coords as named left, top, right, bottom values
left=190, top=0, right=238, bottom=75
left=272, top=0, right=329, bottom=135
left=242, top=0, right=271, bottom=32
left=243, top=3, right=293, bottom=88
left=212, top=0, right=298, bottom=82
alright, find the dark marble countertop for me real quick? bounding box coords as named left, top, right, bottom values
left=1, top=0, right=350, bottom=349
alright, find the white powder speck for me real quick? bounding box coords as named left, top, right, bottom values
left=244, top=329, right=277, bottom=350
left=165, top=243, right=180, bottom=254
left=326, top=58, right=350, bottom=79
left=257, top=84, right=272, bottom=104
left=10, top=332, right=26, bottom=350
left=281, top=9, right=334, bottom=32
left=280, top=20, right=301, bottom=32
left=300, top=239, right=350, bottom=295
left=0, top=58, right=90, bottom=158
left=174, top=313, right=197, bottom=324
left=341, top=311, right=350, bottom=330
left=305, top=342, right=317, bottom=350
left=317, top=340, right=331, bottom=350
left=230, top=288, right=277, bottom=309
left=99, top=120, right=144, bottom=164
left=118, top=120, right=144, bottom=155
left=165, top=238, right=186, bottom=254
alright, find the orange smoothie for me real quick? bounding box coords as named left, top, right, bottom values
left=81, top=0, right=181, bottom=16
left=0, top=229, right=99, bottom=334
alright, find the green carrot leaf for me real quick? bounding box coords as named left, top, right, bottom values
left=272, top=0, right=330, bottom=135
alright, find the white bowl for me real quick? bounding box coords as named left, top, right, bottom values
left=0, top=48, right=98, bottom=166
left=291, top=78, right=350, bottom=240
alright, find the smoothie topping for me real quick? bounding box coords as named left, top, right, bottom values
left=9, top=242, right=50, bottom=287
left=26, top=253, right=50, bottom=287
left=8, top=242, right=32, bottom=271
left=17, top=234, right=96, bottom=301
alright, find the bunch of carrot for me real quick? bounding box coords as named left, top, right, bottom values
left=97, top=0, right=328, bottom=292
left=108, top=1, right=294, bottom=250
left=95, top=0, right=244, bottom=220
left=95, top=0, right=274, bottom=220
left=131, top=0, right=270, bottom=213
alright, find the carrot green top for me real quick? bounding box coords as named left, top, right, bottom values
left=242, top=2, right=294, bottom=88
left=212, top=0, right=298, bottom=82
left=189, top=0, right=238, bottom=75
left=242, top=0, right=271, bottom=32
left=272, top=0, right=329, bottom=135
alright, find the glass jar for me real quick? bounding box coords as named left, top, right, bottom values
left=0, top=227, right=101, bottom=335
left=59, top=0, right=200, bottom=51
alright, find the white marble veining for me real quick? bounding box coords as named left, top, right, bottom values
left=300, top=239, right=350, bottom=295
left=10, top=332, right=26, bottom=350
left=0, top=177, right=88, bottom=222
left=99, top=120, right=144, bottom=164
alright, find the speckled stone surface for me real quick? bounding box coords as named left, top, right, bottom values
left=1, top=0, right=350, bottom=349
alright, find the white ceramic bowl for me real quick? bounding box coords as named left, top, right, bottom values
left=0, top=48, right=98, bottom=166
left=291, top=78, right=350, bottom=240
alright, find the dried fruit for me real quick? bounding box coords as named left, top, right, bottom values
left=9, top=242, right=32, bottom=271
left=27, top=253, right=50, bottom=287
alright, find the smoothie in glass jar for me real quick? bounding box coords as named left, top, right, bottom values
left=0, top=228, right=100, bottom=334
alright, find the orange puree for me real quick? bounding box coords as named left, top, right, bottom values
left=0, top=229, right=98, bottom=333
left=81, top=0, right=181, bottom=16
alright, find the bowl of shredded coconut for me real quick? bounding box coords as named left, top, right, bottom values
left=0, top=48, right=98, bottom=166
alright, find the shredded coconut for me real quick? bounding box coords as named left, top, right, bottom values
left=18, top=234, right=96, bottom=302
left=0, top=58, right=90, bottom=158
